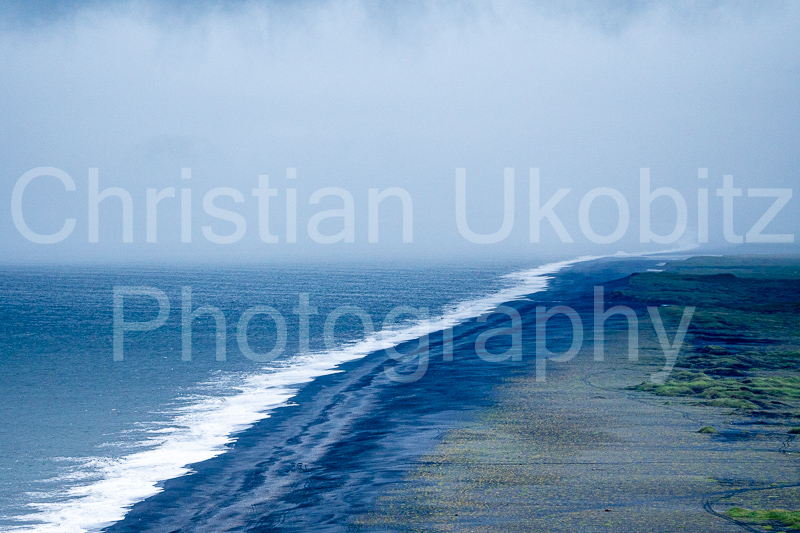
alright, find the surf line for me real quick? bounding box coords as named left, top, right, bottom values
left=14, top=257, right=586, bottom=533
left=374, top=284, right=694, bottom=385
left=112, top=256, right=693, bottom=384
left=18, top=254, right=682, bottom=533
left=109, top=257, right=588, bottom=366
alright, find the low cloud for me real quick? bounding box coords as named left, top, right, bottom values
left=1, top=1, right=798, bottom=262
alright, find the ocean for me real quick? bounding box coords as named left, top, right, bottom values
left=0, top=257, right=587, bottom=532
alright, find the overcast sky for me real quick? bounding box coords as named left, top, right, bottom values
left=1, top=0, right=798, bottom=264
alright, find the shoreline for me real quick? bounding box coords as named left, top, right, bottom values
left=105, top=254, right=800, bottom=532
left=6, top=257, right=582, bottom=532
left=355, top=255, right=800, bottom=532
left=104, top=256, right=658, bottom=531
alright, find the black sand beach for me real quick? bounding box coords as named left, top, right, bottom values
left=106, top=256, right=800, bottom=532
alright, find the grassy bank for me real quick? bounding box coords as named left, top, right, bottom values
left=726, top=507, right=800, bottom=530
left=616, top=256, right=800, bottom=420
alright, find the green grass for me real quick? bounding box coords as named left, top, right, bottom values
left=620, top=257, right=800, bottom=419
left=678, top=349, right=800, bottom=377
left=608, top=259, right=800, bottom=342
left=727, top=507, right=800, bottom=529
left=633, top=370, right=800, bottom=411
left=708, top=398, right=758, bottom=410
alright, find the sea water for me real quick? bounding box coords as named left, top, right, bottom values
left=0, top=258, right=582, bottom=532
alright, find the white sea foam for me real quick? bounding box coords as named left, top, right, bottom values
left=7, top=255, right=607, bottom=533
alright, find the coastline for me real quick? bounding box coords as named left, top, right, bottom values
left=5, top=258, right=575, bottom=532
left=105, top=254, right=800, bottom=532
left=356, top=256, right=800, bottom=532
left=103, top=256, right=657, bottom=531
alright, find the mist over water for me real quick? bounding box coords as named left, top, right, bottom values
left=1, top=1, right=798, bottom=263
left=1, top=2, right=798, bottom=531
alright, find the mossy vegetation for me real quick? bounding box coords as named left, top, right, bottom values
left=623, top=257, right=800, bottom=420
left=609, top=257, right=800, bottom=343
left=677, top=348, right=800, bottom=377
left=697, top=426, right=717, bottom=434
left=726, top=507, right=800, bottom=529
left=634, top=370, right=800, bottom=412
